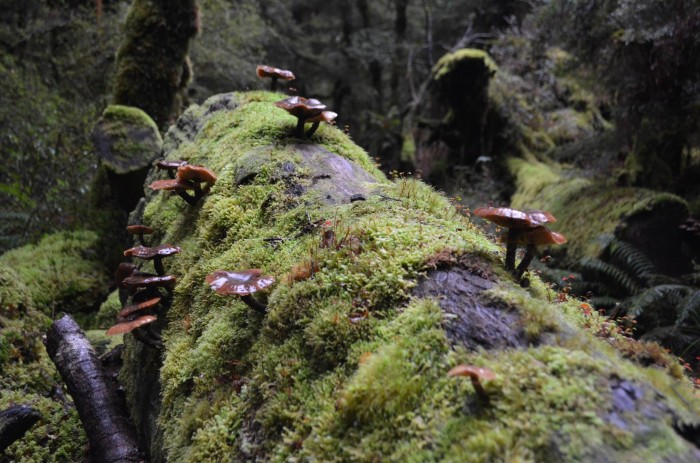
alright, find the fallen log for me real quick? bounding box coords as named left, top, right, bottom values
left=44, top=314, right=143, bottom=463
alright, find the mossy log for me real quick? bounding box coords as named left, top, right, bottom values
left=116, top=92, right=699, bottom=462
left=0, top=405, right=41, bottom=452
left=44, top=315, right=143, bottom=463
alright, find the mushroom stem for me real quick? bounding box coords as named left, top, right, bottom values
left=153, top=257, right=165, bottom=276
left=131, top=326, right=163, bottom=349
left=295, top=118, right=306, bottom=138
left=137, top=234, right=148, bottom=246
left=177, top=191, right=198, bottom=206
left=270, top=76, right=278, bottom=92
left=504, top=229, right=517, bottom=272
left=241, top=294, right=267, bottom=313
left=469, top=377, right=490, bottom=405
left=306, top=121, right=320, bottom=138
left=515, top=243, right=537, bottom=280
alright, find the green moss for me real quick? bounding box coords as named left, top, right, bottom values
left=0, top=230, right=109, bottom=315
left=433, top=48, right=499, bottom=81
left=94, top=290, right=122, bottom=329
left=119, top=91, right=699, bottom=462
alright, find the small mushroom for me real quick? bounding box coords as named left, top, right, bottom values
left=155, top=159, right=188, bottom=179
left=114, top=262, right=138, bottom=305
left=473, top=206, right=559, bottom=274
left=117, top=296, right=161, bottom=321
left=177, top=164, right=218, bottom=196
left=121, top=274, right=177, bottom=295
left=149, top=178, right=198, bottom=205
left=124, top=244, right=181, bottom=276
left=256, top=65, right=295, bottom=92
left=106, top=314, right=157, bottom=336
left=274, top=96, right=327, bottom=138
left=305, top=111, right=338, bottom=138
left=448, top=364, right=496, bottom=404
left=500, top=226, right=567, bottom=279
left=206, top=269, right=275, bottom=313
left=126, top=224, right=154, bottom=246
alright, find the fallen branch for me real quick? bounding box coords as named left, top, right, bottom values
left=0, top=405, right=41, bottom=452
left=44, top=314, right=143, bottom=462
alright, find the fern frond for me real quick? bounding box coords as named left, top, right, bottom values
left=607, top=238, right=656, bottom=284
left=619, top=284, right=690, bottom=327
left=587, top=295, right=620, bottom=310
left=579, top=258, right=641, bottom=297
left=676, top=290, right=700, bottom=326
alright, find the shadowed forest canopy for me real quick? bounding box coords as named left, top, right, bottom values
left=1, top=0, right=700, bottom=461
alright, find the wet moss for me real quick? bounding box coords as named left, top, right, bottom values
left=120, top=91, right=699, bottom=462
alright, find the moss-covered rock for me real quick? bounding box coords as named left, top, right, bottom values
left=0, top=230, right=110, bottom=315
left=119, top=91, right=699, bottom=462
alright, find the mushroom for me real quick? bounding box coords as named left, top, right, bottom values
left=274, top=96, right=327, bottom=138
left=500, top=226, right=567, bottom=279
left=106, top=314, right=157, bottom=336
left=149, top=178, right=198, bottom=205
left=305, top=111, right=338, bottom=138
left=114, top=262, right=138, bottom=305
left=126, top=224, right=154, bottom=246
left=473, top=206, right=558, bottom=274
left=448, top=364, right=496, bottom=404
left=155, top=159, right=188, bottom=179
left=117, top=296, right=161, bottom=321
left=256, top=65, right=295, bottom=92
left=124, top=244, right=181, bottom=276
left=121, top=274, right=177, bottom=295
left=206, top=269, right=275, bottom=313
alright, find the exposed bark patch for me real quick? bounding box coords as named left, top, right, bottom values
left=413, top=260, right=527, bottom=351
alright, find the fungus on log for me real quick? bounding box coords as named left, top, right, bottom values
left=206, top=269, right=275, bottom=313
left=448, top=364, right=496, bottom=404
left=306, top=111, right=338, bottom=138
left=275, top=96, right=327, bottom=138
left=44, top=315, right=142, bottom=462
left=149, top=164, right=217, bottom=205
left=124, top=244, right=181, bottom=276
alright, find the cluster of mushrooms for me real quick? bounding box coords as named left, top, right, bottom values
left=257, top=64, right=338, bottom=139
left=474, top=206, right=567, bottom=280
left=106, top=225, right=180, bottom=348
left=149, top=160, right=217, bottom=205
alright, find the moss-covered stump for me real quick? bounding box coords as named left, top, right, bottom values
left=508, top=157, right=690, bottom=274
left=120, top=91, right=700, bottom=462
left=0, top=231, right=109, bottom=316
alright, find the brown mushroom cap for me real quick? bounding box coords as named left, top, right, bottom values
left=256, top=65, right=296, bottom=81
left=177, top=164, right=217, bottom=185
left=499, top=226, right=568, bottom=246
left=306, top=111, right=338, bottom=124
left=114, top=262, right=137, bottom=288
left=274, top=96, right=326, bottom=119
left=106, top=315, right=157, bottom=336
left=473, top=207, right=556, bottom=229
left=155, top=159, right=188, bottom=171
left=149, top=178, right=195, bottom=191
left=447, top=364, right=496, bottom=381
left=121, top=274, right=177, bottom=292
left=126, top=224, right=154, bottom=235
left=124, top=244, right=182, bottom=259
left=206, top=269, right=275, bottom=296
left=118, top=297, right=162, bottom=320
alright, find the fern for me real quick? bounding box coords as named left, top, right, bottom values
left=607, top=238, right=655, bottom=285
left=579, top=258, right=641, bottom=297
left=587, top=296, right=620, bottom=310
left=676, top=290, right=700, bottom=326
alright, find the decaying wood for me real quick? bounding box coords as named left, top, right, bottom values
left=0, top=405, right=41, bottom=452
left=44, top=314, right=143, bottom=463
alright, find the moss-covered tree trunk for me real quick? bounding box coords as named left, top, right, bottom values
left=111, top=91, right=700, bottom=462
left=112, top=0, right=199, bottom=131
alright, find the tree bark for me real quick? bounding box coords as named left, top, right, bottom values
left=44, top=314, right=143, bottom=463
left=0, top=405, right=41, bottom=452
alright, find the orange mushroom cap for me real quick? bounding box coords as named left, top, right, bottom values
left=206, top=269, right=275, bottom=296
left=176, top=164, right=217, bottom=185
left=118, top=297, right=162, bottom=320
left=106, top=315, right=157, bottom=336
left=275, top=96, right=326, bottom=119
left=499, top=226, right=567, bottom=246
left=124, top=244, right=182, bottom=259
left=307, top=111, right=338, bottom=124
left=473, top=206, right=556, bottom=229
left=256, top=65, right=296, bottom=81
left=448, top=364, right=496, bottom=381
left=121, top=274, right=176, bottom=292
left=149, top=178, right=194, bottom=191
